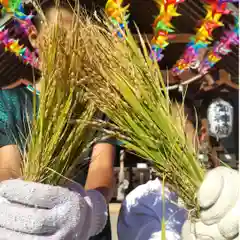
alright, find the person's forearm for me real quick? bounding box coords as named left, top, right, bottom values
left=0, top=145, right=22, bottom=181
left=85, top=143, right=115, bottom=203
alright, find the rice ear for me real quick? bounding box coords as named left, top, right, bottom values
left=22, top=9, right=97, bottom=185
left=75, top=12, right=205, bottom=211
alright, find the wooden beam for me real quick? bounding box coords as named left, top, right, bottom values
left=201, top=69, right=239, bottom=91
left=227, top=3, right=239, bottom=17
left=133, top=33, right=193, bottom=44
left=169, top=34, right=193, bottom=44
left=0, top=13, right=12, bottom=27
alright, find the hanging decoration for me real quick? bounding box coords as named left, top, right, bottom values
left=0, top=0, right=24, bottom=17
left=0, top=0, right=38, bottom=67
left=199, top=16, right=239, bottom=73
left=0, top=26, right=38, bottom=67
left=150, top=0, right=185, bottom=61
left=0, top=0, right=34, bottom=37
left=105, top=0, right=130, bottom=38
left=172, top=0, right=231, bottom=76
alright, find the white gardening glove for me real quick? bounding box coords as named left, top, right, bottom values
left=0, top=179, right=108, bottom=240
left=181, top=166, right=239, bottom=240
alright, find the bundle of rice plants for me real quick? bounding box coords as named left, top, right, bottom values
left=73, top=14, right=205, bottom=211
left=22, top=9, right=97, bottom=185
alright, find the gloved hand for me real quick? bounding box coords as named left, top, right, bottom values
left=0, top=179, right=108, bottom=240
left=181, top=166, right=239, bottom=240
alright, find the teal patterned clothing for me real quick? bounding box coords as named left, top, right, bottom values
left=0, top=85, right=121, bottom=153
left=0, top=85, right=39, bottom=151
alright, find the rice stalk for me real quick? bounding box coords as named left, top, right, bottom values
left=22, top=10, right=97, bottom=185
left=73, top=13, right=205, bottom=211
left=161, top=175, right=166, bottom=240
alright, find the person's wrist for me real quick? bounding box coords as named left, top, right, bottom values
left=85, top=189, right=108, bottom=236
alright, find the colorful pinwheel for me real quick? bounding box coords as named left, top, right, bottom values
left=150, top=0, right=185, bottom=61
left=199, top=16, right=239, bottom=73
left=105, top=0, right=130, bottom=38
left=172, top=0, right=231, bottom=75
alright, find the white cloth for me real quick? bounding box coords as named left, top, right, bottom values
left=181, top=166, right=239, bottom=240
left=0, top=179, right=108, bottom=240
left=117, top=178, right=187, bottom=240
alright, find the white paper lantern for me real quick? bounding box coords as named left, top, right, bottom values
left=207, top=98, right=234, bottom=140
